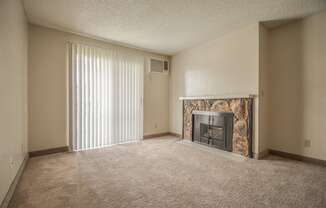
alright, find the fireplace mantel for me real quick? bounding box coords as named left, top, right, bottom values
left=179, top=94, right=257, bottom=100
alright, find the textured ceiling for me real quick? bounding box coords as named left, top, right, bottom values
left=23, top=0, right=326, bottom=55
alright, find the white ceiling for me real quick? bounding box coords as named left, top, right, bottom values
left=23, top=0, right=326, bottom=55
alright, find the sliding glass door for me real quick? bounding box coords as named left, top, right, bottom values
left=69, top=43, right=144, bottom=151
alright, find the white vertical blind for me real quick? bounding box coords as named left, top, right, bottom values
left=70, top=43, right=144, bottom=151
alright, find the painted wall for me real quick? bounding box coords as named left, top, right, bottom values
left=144, top=71, right=170, bottom=136
left=258, top=24, right=271, bottom=154
left=28, top=24, right=169, bottom=152
left=264, top=11, right=326, bottom=160
left=0, top=0, right=28, bottom=204
left=169, top=23, right=260, bottom=153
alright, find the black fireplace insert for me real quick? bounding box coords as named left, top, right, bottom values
left=192, top=111, right=233, bottom=152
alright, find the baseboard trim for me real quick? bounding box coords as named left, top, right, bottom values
left=143, top=132, right=182, bottom=139
left=0, top=154, right=29, bottom=208
left=143, top=132, right=170, bottom=139
left=269, top=149, right=326, bottom=166
left=253, top=149, right=270, bottom=160
left=29, top=146, right=69, bottom=157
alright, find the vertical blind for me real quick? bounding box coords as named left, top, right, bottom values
left=69, top=43, right=144, bottom=151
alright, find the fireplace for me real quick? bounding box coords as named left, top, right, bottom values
left=192, top=111, right=233, bottom=152
left=182, top=98, right=253, bottom=157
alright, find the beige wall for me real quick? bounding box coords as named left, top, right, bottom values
left=144, top=72, right=170, bottom=136
left=28, top=24, right=169, bottom=152
left=169, top=23, right=260, bottom=153
left=258, top=24, right=271, bottom=153
left=0, top=0, right=28, bottom=204
left=262, top=11, right=326, bottom=160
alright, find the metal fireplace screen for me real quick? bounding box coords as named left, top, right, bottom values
left=192, top=111, right=233, bottom=151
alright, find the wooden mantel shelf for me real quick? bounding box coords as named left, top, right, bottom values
left=179, top=94, right=258, bottom=100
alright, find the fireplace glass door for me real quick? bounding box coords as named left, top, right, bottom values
left=192, top=111, right=233, bottom=152
left=199, top=123, right=225, bottom=147
left=200, top=123, right=225, bottom=146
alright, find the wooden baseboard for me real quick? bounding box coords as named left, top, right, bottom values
left=143, top=132, right=182, bottom=139
left=29, top=146, right=69, bottom=158
left=269, top=149, right=326, bottom=166
left=0, top=154, right=28, bottom=208
left=143, top=132, right=170, bottom=139
left=253, top=149, right=270, bottom=160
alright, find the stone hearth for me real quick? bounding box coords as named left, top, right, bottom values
left=182, top=98, right=253, bottom=157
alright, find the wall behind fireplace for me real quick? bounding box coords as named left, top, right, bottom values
left=169, top=23, right=260, bottom=154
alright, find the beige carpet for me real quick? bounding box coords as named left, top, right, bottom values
left=9, top=137, right=326, bottom=208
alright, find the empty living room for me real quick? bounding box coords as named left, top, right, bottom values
left=1, top=0, right=326, bottom=207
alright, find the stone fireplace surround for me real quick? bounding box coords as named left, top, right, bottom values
left=180, top=95, right=254, bottom=158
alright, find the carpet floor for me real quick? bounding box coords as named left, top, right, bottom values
left=9, top=137, right=326, bottom=208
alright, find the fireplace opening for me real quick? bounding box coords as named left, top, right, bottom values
left=192, top=111, right=233, bottom=152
